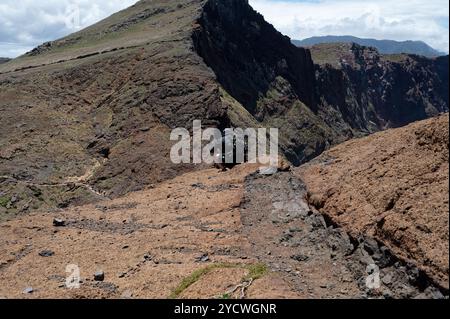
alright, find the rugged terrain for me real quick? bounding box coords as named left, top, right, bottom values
left=0, top=116, right=447, bottom=299
left=0, top=0, right=448, bottom=219
left=311, top=43, right=449, bottom=130
left=0, top=0, right=448, bottom=300
left=297, top=114, right=449, bottom=291
left=294, top=36, right=446, bottom=57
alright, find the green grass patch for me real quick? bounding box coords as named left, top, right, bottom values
left=244, top=263, right=268, bottom=281
left=169, top=263, right=268, bottom=299
left=0, top=196, right=10, bottom=208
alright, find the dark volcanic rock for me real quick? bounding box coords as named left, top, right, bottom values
left=39, top=250, right=55, bottom=257
left=312, top=43, right=449, bottom=130
left=53, top=218, right=66, bottom=227
left=94, top=271, right=105, bottom=282
left=193, top=0, right=316, bottom=114
left=193, top=1, right=449, bottom=165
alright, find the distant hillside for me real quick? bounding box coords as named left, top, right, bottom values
left=0, top=58, right=10, bottom=64
left=293, top=36, right=446, bottom=57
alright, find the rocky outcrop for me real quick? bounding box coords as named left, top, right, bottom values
left=192, top=1, right=449, bottom=165
left=193, top=0, right=316, bottom=115
left=312, top=43, right=449, bottom=131
left=296, top=114, right=449, bottom=290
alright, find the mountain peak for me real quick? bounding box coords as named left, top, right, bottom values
left=2, top=0, right=209, bottom=72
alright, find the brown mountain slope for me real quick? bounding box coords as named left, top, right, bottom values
left=0, top=118, right=447, bottom=299
left=296, top=114, right=449, bottom=290
left=0, top=0, right=223, bottom=220
left=0, top=0, right=448, bottom=219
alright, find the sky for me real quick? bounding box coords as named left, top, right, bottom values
left=0, top=0, right=448, bottom=58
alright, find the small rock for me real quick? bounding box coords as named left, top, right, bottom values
left=291, top=254, right=309, bottom=262
left=382, top=273, right=393, bottom=285
left=94, top=271, right=105, bottom=282
left=23, top=287, right=33, bottom=294
left=121, top=290, right=133, bottom=299
left=39, top=250, right=55, bottom=257
left=259, top=166, right=278, bottom=176
left=195, top=253, right=210, bottom=263
left=363, top=237, right=380, bottom=255
left=10, top=195, right=19, bottom=204
left=53, top=218, right=66, bottom=227
left=143, top=253, right=152, bottom=261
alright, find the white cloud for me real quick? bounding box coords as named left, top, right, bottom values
left=0, top=0, right=137, bottom=57
left=0, top=0, right=448, bottom=57
left=249, top=0, right=449, bottom=53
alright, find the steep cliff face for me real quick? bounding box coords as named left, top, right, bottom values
left=193, top=0, right=345, bottom=166
left=312, top=43, right=449, bottom=131
left=193, top=0, right=316, bottom=115
left=192, top=1, right=449, bottom=165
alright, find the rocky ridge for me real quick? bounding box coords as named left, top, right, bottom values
left=0, top=0, right=448, bottom=218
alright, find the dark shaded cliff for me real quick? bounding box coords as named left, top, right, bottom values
left=193, top=0, right=317, bottom=115
left=312, top=44, right=449, bottom=132
left=192, top=0, right=449, bottom=165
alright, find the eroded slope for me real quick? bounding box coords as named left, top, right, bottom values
left=296, top=114, right=449, bottom=290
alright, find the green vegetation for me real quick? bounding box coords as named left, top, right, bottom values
left=221, top=87, right=260, bottom=129
left=169, top=263, right=268, bottom=299
left=244, top=263, right=268, bottom=281
left=0, top=196, right=10, bottom=208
